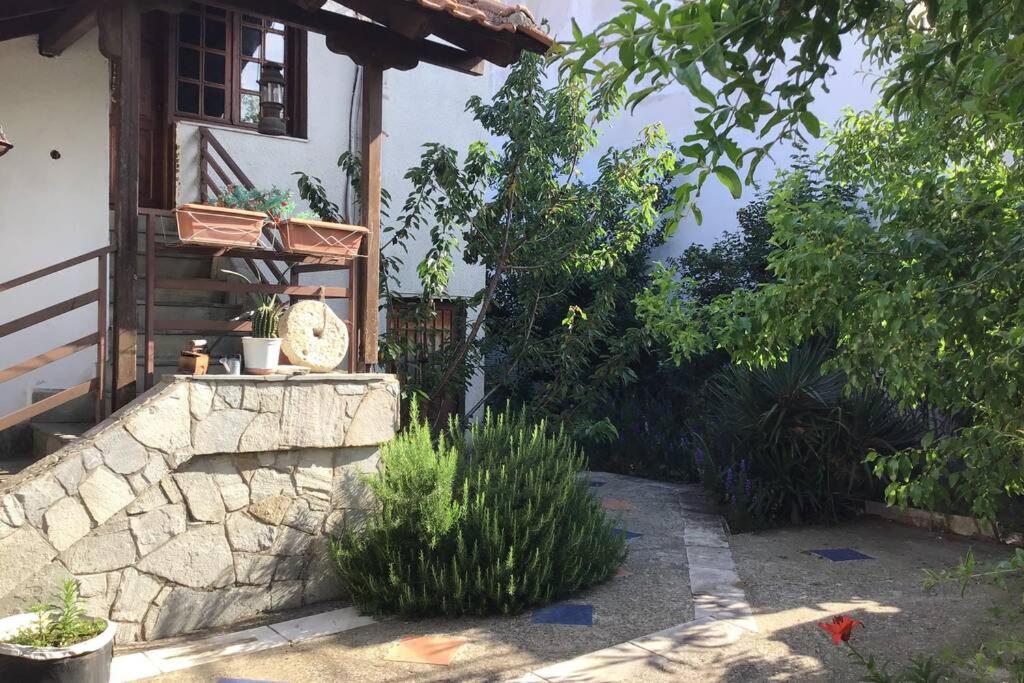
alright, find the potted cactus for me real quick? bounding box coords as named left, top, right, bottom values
left=0, top=580, right=115, bottom=683
left=242, top=294, right=284, bottom=375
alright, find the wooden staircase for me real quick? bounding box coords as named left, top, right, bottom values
left=136, top=210, right=244, bottom=385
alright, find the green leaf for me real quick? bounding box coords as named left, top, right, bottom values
left=713, top=165, right=743, bottom=198
left=799, top=110, right=821, bottom=138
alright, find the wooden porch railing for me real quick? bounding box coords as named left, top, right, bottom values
left=196, top=125, right=289, bottom=292
left=0, top=247, right=110, bottom=431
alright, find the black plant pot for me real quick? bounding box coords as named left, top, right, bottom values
left=0, top=614, right=115, bottom=683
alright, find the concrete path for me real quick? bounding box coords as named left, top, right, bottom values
left=511, top=474, right=757, bottom=682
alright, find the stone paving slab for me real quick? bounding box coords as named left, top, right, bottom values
left=531, top=641, right=675, bottom=682
left=111, top=606, right=376, bottom=681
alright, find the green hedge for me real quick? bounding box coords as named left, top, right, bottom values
left=331, top=406, right=625, bottom=616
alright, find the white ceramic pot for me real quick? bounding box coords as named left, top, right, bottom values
left=242, top=337, right=282, bottom=375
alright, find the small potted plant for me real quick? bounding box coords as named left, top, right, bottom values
left=0, top=580, right=115, bottom=682
left=175, top=186, right=289, bottom=248
left=242, top=294, right=284, bottom=375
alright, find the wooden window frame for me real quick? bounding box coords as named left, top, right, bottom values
left=387, top=299, right=464, bottom=360
left=386, top=298, right=467, bottom=422
left=171, top=3, right=308, bottom=137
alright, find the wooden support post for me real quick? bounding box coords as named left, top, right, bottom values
left=359, top=63, right=383, bottom=369
left=95, top=251, right=108, bottom=423
left=112, top=0, right=140, bottom=409
left=348, top=260, right=358, bottom=373
left=144, top=213, right=156, bottom=389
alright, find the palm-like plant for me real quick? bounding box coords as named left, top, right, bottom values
left=702, top=342, right=845, bottom=523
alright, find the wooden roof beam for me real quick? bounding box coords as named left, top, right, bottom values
left=0, top=12, right=63, bottom=42
left=214, top=0, right=485, bottom=75
left=0, top=0, right=76, bottom=21
left=38, top=0, right=103, bottom=56
left=283, top=0, right=328, bottom=11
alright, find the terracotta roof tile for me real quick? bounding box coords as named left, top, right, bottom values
left=414, top=0, right=552, bottom=51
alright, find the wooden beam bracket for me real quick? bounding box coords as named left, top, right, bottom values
left=38, top=0, right=102, bottom=57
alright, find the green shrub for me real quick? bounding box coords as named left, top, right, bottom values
left=5, top=580, right=105, bottom=648
left=330, top=406, right=626, bottom=617
left=696, top=343, right=924, bottom=529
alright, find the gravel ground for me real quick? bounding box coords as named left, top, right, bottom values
left=718, top=518, right=1014, bottom=681
left=137, top=481, right=1016, bottom=682
left=149, top=472, right=695, bottom=682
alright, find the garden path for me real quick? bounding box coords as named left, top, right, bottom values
left=115, top=472, right=716, bottom=681
left=115, top=474, right=1009, bottom=681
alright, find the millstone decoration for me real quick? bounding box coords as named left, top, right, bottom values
left=280, top=300, right=349, bottom=372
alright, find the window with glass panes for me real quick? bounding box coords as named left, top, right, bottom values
left=174, top=3, right=304, bottom=134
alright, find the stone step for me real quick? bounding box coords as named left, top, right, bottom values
left=31, top=422, right=91, bottom=458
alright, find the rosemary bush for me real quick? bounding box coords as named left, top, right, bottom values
left=331, top=405, right=625, bottom=616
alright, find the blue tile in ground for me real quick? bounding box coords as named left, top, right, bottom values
left=809, top=548, right=874, bottom=562
left=613, top=528, right=643, bottom=540
left=589, top=480, right=606, bottom=487
left=532, top=604, right=593, bottom=626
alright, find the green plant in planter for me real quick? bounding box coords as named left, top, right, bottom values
left=5, top=580, right=105, bottom=648
left=251, top=295, right=281, bottom=339
left=216, top=185, right=295, bottom=220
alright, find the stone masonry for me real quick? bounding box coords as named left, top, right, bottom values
left=0, top=374, right=399, bottom=643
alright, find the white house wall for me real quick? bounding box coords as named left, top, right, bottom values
left=0, top=32, right=110, bottom=418
left=383, top=64, right=490, bottom=416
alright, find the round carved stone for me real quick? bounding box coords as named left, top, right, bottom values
left=279, top=300, right=349, bottom=372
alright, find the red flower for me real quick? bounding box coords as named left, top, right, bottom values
left=818, top=615, right=863, bottom=645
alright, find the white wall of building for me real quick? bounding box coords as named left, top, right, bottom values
left=528, top=0, right=880, bottom=256
left=0, top=32, right=110, bottom=418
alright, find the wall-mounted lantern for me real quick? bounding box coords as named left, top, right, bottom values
left=0, top=126, right=12, bottom=158
left=258, top=62, right=286, bottom=136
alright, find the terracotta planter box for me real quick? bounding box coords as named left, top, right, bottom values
left=175, top=203, right=267, bottom=248
left=277, top=218, right=368, bottom=258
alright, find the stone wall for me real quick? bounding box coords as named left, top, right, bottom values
left=0, top=374, right=399, bottom=642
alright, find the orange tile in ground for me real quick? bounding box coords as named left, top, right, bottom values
left=602, top=498, right=632, bottom=510
left=385, top=636, right=469, bottom=666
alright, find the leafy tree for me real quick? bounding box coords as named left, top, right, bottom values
left=297, top=55, right=674, bottom=424
left=392, top=53, right=675, bottom=418
left=562, top=0, right=1024, bottom=207
left=670, top=192, right=775, bottom=305
left=640, top=109, right=1024, bottom=521
left=563, top=0, right=1024, bottom=521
